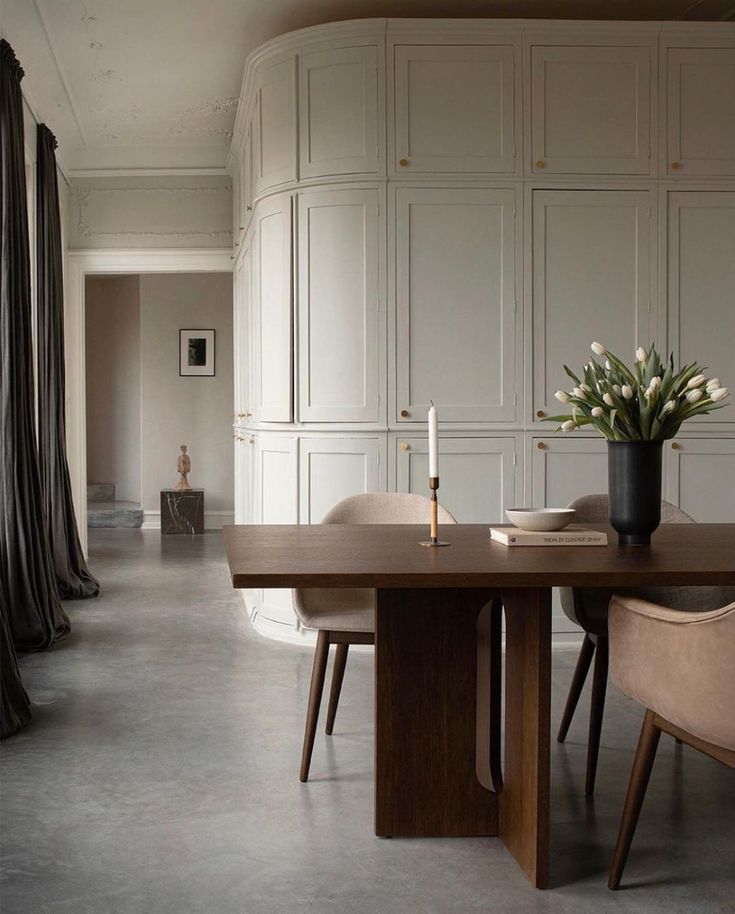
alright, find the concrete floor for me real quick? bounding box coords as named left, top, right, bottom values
left=1, top=531, right=733, bottom=914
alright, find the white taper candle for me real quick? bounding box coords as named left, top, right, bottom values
left=428, top=403, right=439, bottom=478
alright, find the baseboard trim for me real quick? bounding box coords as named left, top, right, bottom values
left=142, top=510, right=234, bottom=530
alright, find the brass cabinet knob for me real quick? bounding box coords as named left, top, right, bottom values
left=535, top=160, right=545, bottom=168
left=239, top=226, right=244, bottom=232
left=536, top=441, right=546, bottom=450
left=536, top=410, right=546, bottom=418
left=671, top=441, right=681, bottom=450
left=246, top=204, right=253, bottom=212
left=400, top=441, right=410, bottom=451
left=670, top=162, right=681, bottom=170
left=400, top=409, right=410, bottom=418
left=399, top=158, right=409, bottom=167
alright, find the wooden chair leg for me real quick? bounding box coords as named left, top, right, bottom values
left=609, top=709, right=661, bottom=890
left=325, top=643, right=349, bottom=735
left=585, top=635, right=608, bottom=796
left=300, top=630, right=330, bottom=782
left=557, top=634, right=596, bottom=743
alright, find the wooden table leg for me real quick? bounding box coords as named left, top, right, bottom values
left=375, top=588, right=499, bottom=838
left=498, top=587, right=552, bottom=889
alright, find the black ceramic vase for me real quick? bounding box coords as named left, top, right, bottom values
left=608, top=441, right=663, bottom=546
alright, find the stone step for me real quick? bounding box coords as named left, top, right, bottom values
left=88, top=483, right=116, bottom=503
left=87, top=501, right=144, bottom=529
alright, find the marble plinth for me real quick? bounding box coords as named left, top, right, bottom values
left=160, top=489, right=204, bottom=534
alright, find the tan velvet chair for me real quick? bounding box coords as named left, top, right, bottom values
left=556, top=494, right=735, bottom=795
left=294, top=492, right=457, bottom=782
left=607, top=595, right=735, bottom=889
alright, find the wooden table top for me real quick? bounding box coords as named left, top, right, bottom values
left=223, top=523, right=735, bottom=589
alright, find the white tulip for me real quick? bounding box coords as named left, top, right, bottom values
left=636, top=347, right=647, bottom=363
left=561, top=420, right=576, bottom=432
left=710, top=387, right=729, bottom=402
left=622, top=385, right=634, bottom=400
left=591, top=341, right=606, bottom=356
left=649, top=376, right=661, bottom=390
left=580, top=383, right=592, bottom=393
left=572, top=386, right=586, bottom=399
left=706, top=378, right=720, bottom=392
left=603, top=392, right=615, bottom=407
left=687, top=374, right=706, bottom=389
left=554, top=390, right=570, bottom=403
left=686, top=389, right=703, bottom=404
left=613, top=384, right=622, bottom=395
left=591, top=406, right=604, bottom=418
left=605, top=360, right=612, bottom=372
left=661, top=399, right=676, bottom=415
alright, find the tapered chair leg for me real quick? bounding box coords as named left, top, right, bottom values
left=300, top=630, right=331, bottom=782
left=325, top=643, right=349, bottom=735
left=609, top=710, right=661, bottom=890
left=585, top=635, right=609, bottom=796
left=557, top=634, right=596, bottom=743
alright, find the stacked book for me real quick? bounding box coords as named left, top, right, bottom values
left=489, top=526, right=607, bottom=547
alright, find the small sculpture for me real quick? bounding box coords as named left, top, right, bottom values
left=175, top=445, right=192, bottom=491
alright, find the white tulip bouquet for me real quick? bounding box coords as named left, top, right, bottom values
left=549, top=343, right=729, bottom=441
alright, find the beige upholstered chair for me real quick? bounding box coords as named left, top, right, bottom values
left=557, top=494, right=735, bottom=795
left=294, top=492, right=457, bottom=781
left=607, top=595, right=735, bottom=889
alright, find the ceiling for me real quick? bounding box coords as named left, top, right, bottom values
left=3, top=0, right=734, bottom=176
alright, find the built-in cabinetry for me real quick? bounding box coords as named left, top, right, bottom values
left=229, top=18, right=735, bottom=642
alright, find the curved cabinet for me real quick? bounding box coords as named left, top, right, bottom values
left=253, top=57, right=297, bottom=195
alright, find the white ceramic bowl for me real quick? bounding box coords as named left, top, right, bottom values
left=505, top=508, right=576, bottom=532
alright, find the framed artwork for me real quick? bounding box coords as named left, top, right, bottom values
left=179, top=329, right=215, bottom=377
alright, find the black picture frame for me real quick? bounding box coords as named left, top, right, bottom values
left=179, top=329, right=215, bottom=377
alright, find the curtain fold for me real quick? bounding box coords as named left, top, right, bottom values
left=36, top=124, right=99, bottom=599
left=0, top=39, right=70, bottom=651
left=0, top=580, right=32, bottom=738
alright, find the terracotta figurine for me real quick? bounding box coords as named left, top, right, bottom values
left=175, top=445, right=192, bottom=491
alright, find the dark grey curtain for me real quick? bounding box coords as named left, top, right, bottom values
left=0, top=39, right=70, bottom=652
left=36, top=124, right=99, bottom=599
left=0, top=580, right=32, bottom=738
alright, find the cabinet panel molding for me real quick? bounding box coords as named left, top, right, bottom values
left=394, top=44, right=516, bottom=174
left=665, top=438, right=735, bottom=522
left=253, top=57, right=297, bottom=194
left=299, top=436, right=386, bottom=523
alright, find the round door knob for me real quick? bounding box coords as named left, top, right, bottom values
left=400, top=442, right=410, bottom=451
left=536, top=441, right=546, bottom=450
left=239, top=226, right=244, bottom=231
left=535, top=160, right=545, bottom=168
left=400, top=409, right=410, bottom=418
left=536, top=410, right=546, bottom=418
left=671, top=162, right=681, bottom=170
left=671, top=441, right=681, bottom=450
left=399, top=158, right=409, bottom=167
left=246, top=205, right=253, bottom=212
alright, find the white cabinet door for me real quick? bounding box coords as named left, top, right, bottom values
left=253, top=57, right=297, bottom=194
left=239, top=128, right=253, bottom=229
left=394, top=45, right=516, bottom=174
left=667, top=191, right=735, bottom=426
left=299, top=436, right=386, bottom=524
left=530, top=46, right=651, bottom=175
left=298, top=188, right=382, bottom=423
left=531, top=437, right=608, bottom=509
left=532, top=190, right=652, bottom=420
left=396, top=437, right=517, bottom=524
left=666, top=48, right=735, bottom=177
left=665, top=439, right=735, bottom=522
left=299, top=45, right=381, bottom=178
left=233, top=246, right=252, bottom=420
left=254, top=194, right=292, bottom=422
left=234, top=433, right=255, bottom=525
left=395, top=186, right=517, bottom=423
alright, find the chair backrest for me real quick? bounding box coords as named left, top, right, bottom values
left=320, top=492, right=457, bottom=526
left=560, top=494, right=695, bottom=631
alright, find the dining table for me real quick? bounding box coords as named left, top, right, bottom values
left=223, top=522, right=735, bottom=889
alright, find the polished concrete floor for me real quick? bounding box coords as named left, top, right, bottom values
left=1, top=530, right=733, bottom=914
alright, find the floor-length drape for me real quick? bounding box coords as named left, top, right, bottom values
left=0, top=580, right=32, bottom=738
left=36, top=124, right=99, bottom=599
left=0, top=39, right=70, bottom=650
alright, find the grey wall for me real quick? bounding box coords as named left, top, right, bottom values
left=85, top=275, right=142, bottom=502
left=67, top=176, right=232, bottom=249
left=139, top=273, right=234, bottom=518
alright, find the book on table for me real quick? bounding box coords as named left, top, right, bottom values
left=489, top=526, right=608, bottom=547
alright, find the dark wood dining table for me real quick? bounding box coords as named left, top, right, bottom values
left=223, top=522, right=735, bottom=889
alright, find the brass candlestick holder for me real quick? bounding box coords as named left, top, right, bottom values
left=419, top=476, right=451, bottom=547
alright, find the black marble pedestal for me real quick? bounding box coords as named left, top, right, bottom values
left=160, top=489, right=204, bottom=534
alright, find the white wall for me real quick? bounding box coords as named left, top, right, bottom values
left=67, top=176, right=232, bottom=249
left=85, top=275, right=141, bottom=502
left=139, top=273, right=234, bottom=521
